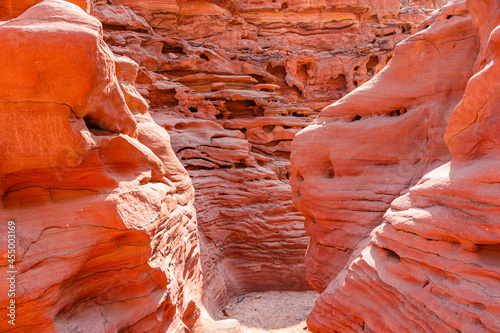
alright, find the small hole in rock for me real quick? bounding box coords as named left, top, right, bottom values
left=262, top=125, right=275, bottom=133
left=366, top=56, right=379, bottom=73
left=400, top=23, right=412, bottom=33
left=296, top=173, right=304, bottom=182
left=387, top=108, right=407, bottom=117
left=84, top=116, right=109, bottom=134
left=186, top=166, right=211, bottom=171
left=472, top=302, right=486, bottom=311
left=189, top=107, right=198, bottom=113
left=385, top=248, right=401, bottom=262
left=327, top=167, right=335, bottom=179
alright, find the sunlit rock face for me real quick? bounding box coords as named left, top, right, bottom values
left=90, top=0, right=443, bottom=315
left=291, top=0, right=500, bottom=331
left=0, top=1, right=203, bottom=331
left=0, top=0, right=464, bottom=331
left=0, top=0, right=91, bottom=20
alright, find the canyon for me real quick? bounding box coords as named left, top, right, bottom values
left=291, top=0, right=500, bottom=331
left=90, top=0, right=439, bottom=318
left=0, top=0, right=498, bottom=332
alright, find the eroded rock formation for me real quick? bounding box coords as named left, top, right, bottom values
left=90, top=0, right=441, bottom=315
left=291, top=0, right=500, bottom=331
left=0, top=0, right=91, bottom=20
left=291, top=0, right=478, bottom=292
left=0, top=1, right=203, bottom=331
left=2, top=0, right=485, bottom=331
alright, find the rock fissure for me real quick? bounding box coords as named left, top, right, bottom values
left=2, top=0, right=499, bottom=332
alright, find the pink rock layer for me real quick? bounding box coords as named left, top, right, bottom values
left=291, top=0, right=478, bottom=292
left=90, top=0, right=443, bottom=316
left=0, top=1, right=203, bottom=331
left=0, top=0, right=461, bottom=331
left=291, top=0, right=500, bottom=331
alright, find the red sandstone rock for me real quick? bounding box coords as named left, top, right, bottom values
left=0, top=1, right=203, bottom=331
left=291, top=0, right=500, bottom=331
left=0, top=0, right=137, bottom=175
left=0, top=0, right=452, bottom=330
left=91, top=0, right=442, bottom=318
left=0, top=0, right=91, bottom=20
left=291, top=0, right=478, bottom=292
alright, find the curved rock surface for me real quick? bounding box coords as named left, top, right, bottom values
left=291, top=0, right=478, bottom=292
left=0, top=1, right=203, bottom=331
left=90, top=0, right=442, bottom=315
left=0, top=0, right=91, bottom=20
left=291, top=0, right=500, bottom=331
left=0, top=0, right=470, bottom=331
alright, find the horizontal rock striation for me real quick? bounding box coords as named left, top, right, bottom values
left=291, top=0, right=478, bottom=293
left=0, top=0, right=91, bottom=20
left=291, top=0, right=500, bottom=331
left=0, top=1, right=202, bottom=331
left=91, top=0, right=441, bottom=315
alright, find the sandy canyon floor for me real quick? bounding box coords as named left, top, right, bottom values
left=216, top=290, right=318, bottom=332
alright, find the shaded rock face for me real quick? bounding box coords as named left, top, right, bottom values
left=291, top=0, right=500, bottom=331
left=0, top=1, right=202, bottom=331
left=291, top=0, right=478, bottom=292
left=90, top=0, right=442, bottom=315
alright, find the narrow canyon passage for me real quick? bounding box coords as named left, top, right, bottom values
left=90, top=0, right=436, bottom=320
left=215, top=291, right=318, bottom=333
left=3, top=1, right=498, bottom=332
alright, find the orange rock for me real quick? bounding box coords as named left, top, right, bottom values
left=92, top=1, right=151, bottom=33
left=0, top=0, right=137, bottom=140
left=92, top=0, right=445, bottom=318
left=0, top=1, right=203, bottom=331
left=0, top=0, right=91, bottom=20
left=292, top=0, right=500, bottom=331
left=291, top=0, right=478, bottom=292
left=0, top=0, right=454, bottom=331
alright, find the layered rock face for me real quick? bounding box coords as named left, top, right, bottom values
left=0, top=1, right=203, bottom=331
left=291, top=0, right=478, bottom=292
left=0, top=0, right=473, bottom=331
left=90, top=0, right=442, bottom=314
left=0, top=0, right=91, bottom=19
left=291, top=0, right=500, bottom=331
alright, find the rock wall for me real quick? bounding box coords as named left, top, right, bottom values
left=291, top=0, right=478, bottom=292
left=0, top=0, right=469, bottom=331
left=0, top=1, right=203, bottom=331
left=0, top=0, right=91, bottom=20
left=91, top=0, right=441, bottom=315
left=291, top=0, right=500, bottom=331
